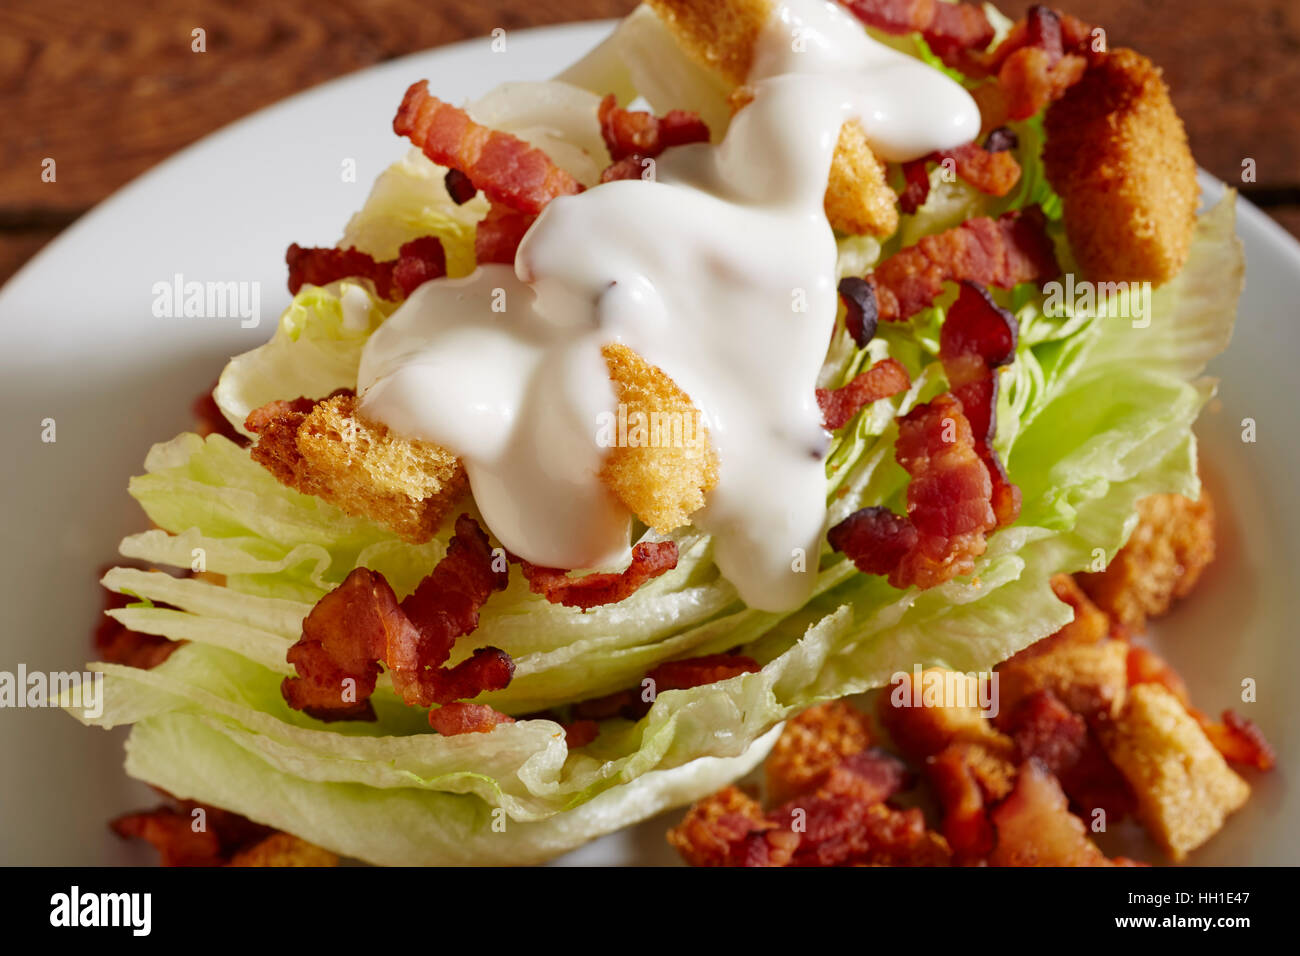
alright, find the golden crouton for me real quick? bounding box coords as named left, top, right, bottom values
left=249, top=351, right=717, bottom=544
left=1078, top=490, right=1215, bottom=632
left=599, top=343, right=719, bottom=533
left=878, top=668, right=1014, bottom=762
left=1043, top=48, right=1199, bottom=285
left=1101, top=683, right=1249, bottom=862
left=647, top=0, right=899, bottom=237
left=998, top=639, right=1129, bottom=722
left=825, top=121, right=900, bottom=238
left=248, top=392, right=468, bottom=544
left=765, top=701, right=874, bottom=804
left=226, top=832, right=340, bottom=867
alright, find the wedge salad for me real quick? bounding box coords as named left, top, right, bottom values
left=70, top=0, right=1248, bottom=866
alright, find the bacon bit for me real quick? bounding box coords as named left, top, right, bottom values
left=926, top=743, right=996, bottom=860
left=899, top=158, right=932, bottom=216
left=444, top=168, right=477, bottom=205
left=94, top=580, right=183, bottom=670
left=1195, top=710, right=1276, bottom=772
left=838, top=276, right=879, bottom=348
left=939, top=281, right=1021, bottom=526
left=842, top=0, right=994, bottom=63
left=1002, top=689, right=1133, bottom=819
left=872, top=210, right=1059, bottom=322
left=571, top=652, right=759, bottom=723
left=389, top=236, right=449, bottom=297
left=898, top=142, right=1023, bottom=214
left=514, top=540, right=679, bottom=610
left=827, top=506, right=919, bottom=576
left=784, top=798, right=950, bottom=867
left=111, top=799, right=274, bottom=867
left=391, top=514, right=511, bottom=706
left=816, top=356, right=911, bottom=431
left=394, top=81, right=582, bottom=215
left=286, top=236, right=447, bottom=300
left=817, top=748, right=914, bottom=805
left=983, top=126, right=1019, bottom=153
left=648, top=653, right=760, bottom=693
left=597, top=93, right=710, bottom=162
left=599, top=155, right=649, bottom=183
left=475, top=202, right=535, bottom=265
left=428, top=701, right=515, bottom=735
left=570, top=689, right=639, bottom=722
left=1125, top=644, right=1190, bottom=705
left=895, top=394, right=996, bottom=587
left=970, top=6, right=1098, bottom=129
left=563, top=719, right=601, bottom=748
left=193, top=385, right=249, bottom=448
left=280, top=568, right=395, bottom=722
left=989, top=759, right=1117, bottom=866
left=830, top=393, right=998, bottom=589
left=280, top=515, right=512, bottom=721
left=668, top=787, right=789, bottom=867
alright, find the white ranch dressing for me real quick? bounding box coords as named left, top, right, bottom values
left=357, top=0, right=979, bottom=612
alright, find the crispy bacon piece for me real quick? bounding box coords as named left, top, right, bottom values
left=286, top=235, right=447, bottom=300
left=474, top=203, right=535, bottom=265
left=599, top=155, right=649, bottom=183
left=841, top=0, right=995, bottom=62
left=281, top=515, right=512, bottom=720
left=648, top=653, right=760, bottom=693
left=779, top=797, right=950, bottom=867
left=563, top=719, right=601, bottom=748
left=394, top=81, right=582, bottom=215
left=597, top=94, right=710, bottom=162
left=94, top=580, right=182, bottom=670
left=1195, top=710, right=1276, bottom=772
left=280, top=567, right=397, bottom=722
left=873, top=210, right=1058, bottom=322
left=514, top=540, right=679, bottom=610
left=839, top=276, right=879, bottom=348
left=939, top=281, right=1021, bottom=525
left=816, top=356, right=911, bottom=431
left=926, top=743, right=1000, bottom=860
left=898, top=141, right=1023, bottom=215
left=193, top=385, right=249, bottom=448
left=893, top=393, right=997, bottom=585
left=970, top=6, right=1098, bottom=129
left=1001, top=689, right=1133, bottom=819
left=572, top=652, right=759, bottom=723
left=112, top=799, right=274, bottom=867
left=668, top=787, right=796, bottom=868
left=989, top=759, right=1117, bottom=866
left=827, top=506, right=919, bottom=576
left=444, top=168, right=477, bottom=204
left=391, top=514, right=511, bottom=706
left=830, top=393, right=998, bottom=589
left=428, top=701, right=515, bottom=735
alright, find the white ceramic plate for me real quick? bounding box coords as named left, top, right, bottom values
left=0, top=21, right=1293, bottom=867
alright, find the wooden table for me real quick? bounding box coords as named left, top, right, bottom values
left=3, top=0, right=1298, bottom=283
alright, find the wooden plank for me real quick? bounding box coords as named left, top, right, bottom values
left=1, top=0, right=1297, bottom=285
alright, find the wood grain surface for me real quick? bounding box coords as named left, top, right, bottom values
left=2, top=0, right=1298, bottom=281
